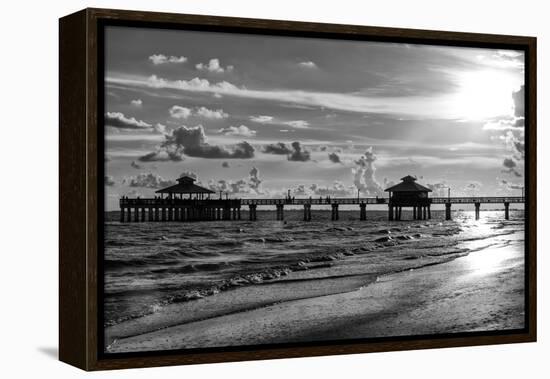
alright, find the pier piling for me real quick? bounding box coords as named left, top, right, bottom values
left=445, top=203, right=452, bottom=220
left=475, top=202, right=481, bottom=220
left=504, top=202, right=510, bottom=220
left=359, top=203, right=366, bottom=221
left=331, top=203, right=339, bottom=221
left=303, top=203, right=312, bottom=221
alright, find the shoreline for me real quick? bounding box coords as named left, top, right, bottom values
left=106, top=229, right=524, bottom=353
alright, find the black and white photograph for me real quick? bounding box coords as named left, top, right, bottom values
left=102, top=25, right=527, bottom=354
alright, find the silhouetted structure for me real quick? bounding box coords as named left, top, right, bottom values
left=156, top=176, right=214, bottom=199
left=118, top=175, right=523, bottom=223
left=385, top=175, right=432, bottom=220
left=119, top=176, right=240, bottom=222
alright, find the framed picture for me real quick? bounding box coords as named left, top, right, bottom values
left=59, top=8, right=537, bottom=371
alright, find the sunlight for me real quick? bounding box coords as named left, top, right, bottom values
left=450, top=70, right=521, bottom=120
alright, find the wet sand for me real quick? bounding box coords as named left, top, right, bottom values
left=107, top=233, right=525, bottom=353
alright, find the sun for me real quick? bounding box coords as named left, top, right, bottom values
left=451, top=70, right=522, bottom=120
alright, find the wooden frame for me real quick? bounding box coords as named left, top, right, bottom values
left=59, top=8, right=537, bottom=371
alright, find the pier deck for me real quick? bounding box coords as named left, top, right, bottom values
left=119, top=196, right=524, bottom=222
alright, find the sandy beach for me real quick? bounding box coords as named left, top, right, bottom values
left=106, top=225, right=524, bottom=353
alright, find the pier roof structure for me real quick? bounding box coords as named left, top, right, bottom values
left=384, top=175, right=432, bottom=193
left=156, top=176, right=215, bottom=195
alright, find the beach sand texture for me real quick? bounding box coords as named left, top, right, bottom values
left=104, top=210, right=525, bottom=353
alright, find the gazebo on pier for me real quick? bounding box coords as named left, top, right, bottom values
left=155, top=176, right=214, bottom=199
left=119, top=176, right=241, bottom=222
left=385, top=175, right=432, bottom=220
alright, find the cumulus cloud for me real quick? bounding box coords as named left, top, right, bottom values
left=196, top=58, right=233, bottom=73
left=105, top=112, right=152, bottom=130
left=153, top=123, right=167, bottom=134
left=218, top=125, right=256, bottom=137
left=207, top=167, right=264, bottom=195
left=170, top=105, right=228, bottom=120
left=130, top=99, right=143, bottom=107
left=288, top=142, right=311, bottom=162
left=249, top=115, right=274, bottom=123
left=502, top=157, right=521, bottom=177
left=263, top=142, right=292, bottom=155
left=262, top=141, right=311, bottom=161
left=130, top=161, right=142, bottom=169
left=169, top=106, right=192, bottom=119
left=352, top=147, right=383, bottom=196
left=487, top=86, right=526, bottom=178
left=328, top=152, right=342, bottom=164
left=140, top=125, right=254, bottom=161
left=291, top=181, right=355, bottom=197
left=298, top=61, right=317, bottom=69
left=125, top=173, right=176, bottom=189
left=105, top=175, right=116, bottom=186
left=149, top=54, right=187, bottom=65
left=195, top=106, right=228, bottom=119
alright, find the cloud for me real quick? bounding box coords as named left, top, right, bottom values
left=465, top=181, right=482, bottom=191
left=328, top=152, right=342, bottom=164
left=283, top=120, right=309, bottom=129
left=207, top=167, right=264, bottom=195
left=179, top=171, right=197, bottom=180
left=222, top=161, right=230, bottom=168
left=149, top=54, right=187, bottom=65
left=138, top=150, right=184, bottom=162
left=249, top=115, right=309, bottom=129
left=262, top=141, right=311, bottom=161
left=502, top=157, right=521, bottom=177
left=426, top=182, right=447, bottom=197
left=500, top=179, right=523, bottom=191
left=130, top=161, right=142, bottom=169
left=288, top=142, right=311, bottom=162
left=169, top=106, right=192, bottom=119
left=250, top=115, right=274, bottom=123
left=195, top=107, right=228, bottom=119
left=483, top=117, right=524, bottom=131
left=105, top=112, right=152, bottom=130
left=125, top=172, right=176, bottom=189
left=298, top=61, right=317, bottom=69
left=263, top=142, right=292, bottom=155
left=196, top=58, right=233, bottom=73
left=153, top=123, right=167, bottom=134
left=248, top=167, right=262, bottom=193
left=109, top=73, right=514, bottom=119
left=218, top=125, right=257, bottom=137
left=352, top=147, right=383, bottom=195
left=170, top=105, right=228, bottom=120
left=291, top=181, right=355, bottom=197
left=130, top=99, right=143, bottom=107
left=140, top=125, right=254, bottom=161
left=105, top=175, right=116, bottom=186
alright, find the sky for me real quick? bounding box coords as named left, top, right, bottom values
left=104, top=26, right=525, bottom=211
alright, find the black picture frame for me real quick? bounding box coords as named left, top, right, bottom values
left=59, top=8, right=537, bottom=371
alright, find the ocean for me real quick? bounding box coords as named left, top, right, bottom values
left=103, top=208, right=525, bottom=338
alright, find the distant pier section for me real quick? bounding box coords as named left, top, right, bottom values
left=119, top=175, right=524, bottom=222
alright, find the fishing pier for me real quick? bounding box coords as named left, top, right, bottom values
left=119, top=175, right=524, bottom=222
